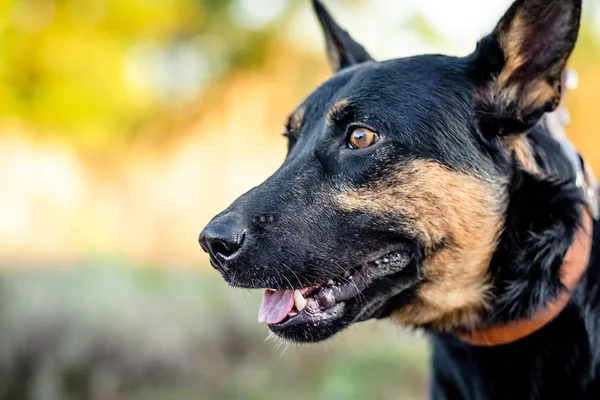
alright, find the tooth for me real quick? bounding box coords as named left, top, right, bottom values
left=294, top=289, right=307, bottom=311
left=288, top=311, right=298, bottom=317
left=328, top=279, right=335, bottom=286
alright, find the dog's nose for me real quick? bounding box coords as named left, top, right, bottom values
left=199, top=214, right=246, bottom=272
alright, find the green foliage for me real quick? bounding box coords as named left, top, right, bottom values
left=0, top=0, right=282, bottom=150
left=572, top=12, right=600, bottom=64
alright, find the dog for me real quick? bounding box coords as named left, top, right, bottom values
left=200, top=0, right=600, bottom=398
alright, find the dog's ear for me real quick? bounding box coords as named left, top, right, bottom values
left=469, top=0, right=582, bottom=137
left=312, top=0, right=373, bottom=72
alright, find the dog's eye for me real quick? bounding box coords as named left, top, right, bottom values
left=348, top=127, right=379, bottom=149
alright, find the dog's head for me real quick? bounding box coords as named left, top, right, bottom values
left=200, top=0, right=583, bottom=342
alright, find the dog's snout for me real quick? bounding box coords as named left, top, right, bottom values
left=199, top=214, right=246, bottom=271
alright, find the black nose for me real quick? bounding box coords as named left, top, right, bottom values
left=199, top=214, right=246, bottom=272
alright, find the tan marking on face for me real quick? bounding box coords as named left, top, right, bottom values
left=326, top=99, right=350, bottom=125
left=288, top=107, right=306, bottom=133
left=337, top=160, right=507, bottom=332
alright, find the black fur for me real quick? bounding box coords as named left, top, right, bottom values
left=200, top=0, right=599, bottom=397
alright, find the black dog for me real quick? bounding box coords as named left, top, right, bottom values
left=200, top=0, right=600, bottom=397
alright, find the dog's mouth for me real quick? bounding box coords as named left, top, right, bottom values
left=258, top=250, right=412, bottom=338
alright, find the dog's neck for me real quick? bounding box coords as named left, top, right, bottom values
left=458, top=208, right=593, bottom=346
left=457, top=84, right=599, bottom=346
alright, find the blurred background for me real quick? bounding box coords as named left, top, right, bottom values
left=1, top=0, right=599, bottom=398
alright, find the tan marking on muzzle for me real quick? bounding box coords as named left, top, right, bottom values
left=337, top=160, right=506, bottom=332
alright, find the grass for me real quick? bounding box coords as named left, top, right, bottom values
left=0, top=264, right=429, bottom=399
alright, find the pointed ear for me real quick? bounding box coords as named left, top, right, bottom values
left=469, top=0, right=582, bottom=136
left=312, top=0, right=374, bottom=72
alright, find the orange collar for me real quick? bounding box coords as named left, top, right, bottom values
left=458, top=209, right=593, bottom=347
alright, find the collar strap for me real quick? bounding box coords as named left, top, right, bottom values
left=457, top=69, right=597, bottom=347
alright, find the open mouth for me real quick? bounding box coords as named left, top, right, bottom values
left=257, top=251, right=411, bottom=330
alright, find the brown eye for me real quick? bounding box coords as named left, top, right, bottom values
left=348, top=127, right=379, bottom=149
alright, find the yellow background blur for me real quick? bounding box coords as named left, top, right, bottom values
left=1, top=0, right=599, bottom=399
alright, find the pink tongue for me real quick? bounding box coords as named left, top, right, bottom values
left=258, top=289, right=295, bottom=324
